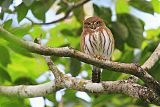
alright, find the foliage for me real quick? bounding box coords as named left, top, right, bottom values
left=0, top=0, right=160, bottom=107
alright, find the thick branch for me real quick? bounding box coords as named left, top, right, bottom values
left=0, top=27, right=139, bottom=75
left=0, top=27, right=146, bottom=75
left=0, top=81, right=56, bottom=97
left=0, top=76, right=160, bottom=105
left=27, top=0, right=90, bottom=25
left=1, top=26, right=160, bottom=95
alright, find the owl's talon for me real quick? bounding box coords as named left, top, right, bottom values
left=101, top=58, right=106, bottom=61
left=97, top=56, right=101, bottom=60
left=93, top=55, right=97, bottom=58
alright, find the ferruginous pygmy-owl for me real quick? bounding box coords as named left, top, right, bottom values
left=80, top=16, right=114, bottom=83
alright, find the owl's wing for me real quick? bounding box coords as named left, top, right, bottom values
left=105, top=27, right=115, bottom=53
left=80, top=31, right=85, bottom=52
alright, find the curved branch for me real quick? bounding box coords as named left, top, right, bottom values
left=1, top=26, right=160, bottom=95
left=142, top=43, right=160, bottom=70
left=27, top=0, right=90, bottom=25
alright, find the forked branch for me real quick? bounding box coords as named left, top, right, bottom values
left=0, top=26, right=160, bottom=105
left=0, top=57, right=160, bottom=105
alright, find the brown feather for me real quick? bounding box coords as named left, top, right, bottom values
left=80, top=16, right=115, bottom=83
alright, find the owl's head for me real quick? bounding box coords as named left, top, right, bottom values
left=83, top=16, right=105, bottom=29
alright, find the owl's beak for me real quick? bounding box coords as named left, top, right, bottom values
left=91, top=23, right=96, bottom=29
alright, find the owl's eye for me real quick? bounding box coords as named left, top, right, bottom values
left=95, top=21, right=100, bottom=25
left=88, top=22, right=91, bottom=25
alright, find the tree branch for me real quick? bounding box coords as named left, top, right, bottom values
left=142, top=43, right=160, bottom=70
left=45, top=55, right=160, bottom=106
left=44, top=56, right=64, bottom=85
left=1, top=26, right=160, bottom=95
left=0, top=74, right=160, bottom=105
left=0, top=81, right=56, bottom=97
left=27, top=0, right=90, bottom=25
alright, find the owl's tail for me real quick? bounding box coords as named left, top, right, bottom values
left=92, top=66, right=101, bottom=83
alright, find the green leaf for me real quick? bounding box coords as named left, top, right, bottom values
left=31, top=0, right=54, bottom=21
left=92, top=94, right=114, bottom=106
left=0, top=1, right=2, bottom=5
left=152, top=0, right=160, bottom=13
left=60, top=29, right=74, bottom=36
left=8, top=53, right=48, bottom=80
left=73, top=7, right=85, bottom=23
left=116, top=0, right=129, bottom=13
left=69, top=58, right=81, bottom=76
left=48, top=17, right=80, bottom=47
left=110, top=22, right=128, bottom=51
left=0, top=45, right=11, bottom=67
left=29, top=25, right=46, bottom=38
left=1, top=0, right=12, bottom=9
left=46, top=94, right=58, bottom=106
left=102, top=69, right=122, bottom=81
left=3, top=19, right=12, bottom=29
left=0, top=67, right=11, bottom=82
left=120, top=49, right=134, bottom=62
left=146, top=28, right=160, bottom=41
left=7, top=43, right=33, bottom=57
left=56, top=2, right=68, bottom=15
left=64, top=90, right=78, bottom=103
left=9, top=24, right=31, bottom=37
left=117, top=14, right=144, bottom=48
left=129, top=0, right=154, bottom=14
left=93, top=4, right=112, bottom=23
left=0, top=13, right=4, bottom=20
left=30, top=3, right=45, bottom=21
left=0, top=96, right=26, bottom=107
left=139, top=42, right=158, bottom=64
left=22, top=0, right=34, bottom=6
left=15, top=3, right=29, bottom=22
left=150, top=60, right=160, bottom=80
left=14, top=76, right=36, bottom=85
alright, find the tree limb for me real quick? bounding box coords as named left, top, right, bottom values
left=44, top=56, right=64, bottom=85
left=1, top=26, right=160, bottom=95
left=0, top=81, right=56, bottom=97
left=27, top=0, right=90, bottom=25
left=142, top=43, right=160, bottom=70
left=45, top=54, right=160, bottom=106
left=0, top=74, right=160, bottom=105
left=1, top=26, right=160, bottom=104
